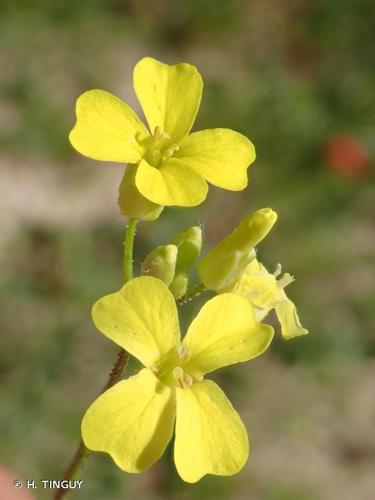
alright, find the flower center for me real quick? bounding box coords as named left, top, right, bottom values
left=172, top=366, right=194, bottom=389
left=144, top=126, right=180, bottom=168
left=151, top=346, right=202, bottom=389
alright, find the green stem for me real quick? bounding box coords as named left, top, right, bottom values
left=123, top=218, right=137, bottom=282
left=53, top=219, right=138, bottom=500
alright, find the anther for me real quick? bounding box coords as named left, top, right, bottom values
left=153, top=127, right=171, bottom=143
left=172, top=366, right=184, bottom=380
left=153, top=126, right=163, bottom=142
left=162, top=144, right=180, bottom=161
left=179, top=374, right=193, bottom=390
left=177, top=346, right=191, bottom=363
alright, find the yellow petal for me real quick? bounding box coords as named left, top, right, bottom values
left=229, top=268, right=281, bottom=310
left=133, top=57, right=203, bottom=143
left=174, top=380, right=248, bottom=483
left=275, top=295, right=309, bottom=340
left=69, top=89, right=149, bottom=163
left=182, top=294, right=273, bottom=376
left=82, top=369, right=175, bottom=473
left=135, top=158, right=208, bottom=207
left=92, top=276, right=180, bottom=368
left=175, top=128, right=255, bottom=190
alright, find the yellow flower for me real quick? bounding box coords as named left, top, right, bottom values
left=225, top=259, right=308, bottom=340
left=198, top=208, right=277, bottom=291
left=82, top=276, right=273, bottom=483
left=69, top=57, right=256, bottom=207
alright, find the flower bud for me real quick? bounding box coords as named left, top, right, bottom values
left=169, top=273, right=189, bottom=300
left=198, top=208, right=277, bottom=291
left=172, top=226, right=202, bottom=273
left=141, top=244, right=177, bottom=286
left=118, top=165, right=163, bottom=221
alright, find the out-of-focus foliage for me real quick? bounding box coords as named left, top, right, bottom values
left=0, top=1, right=374, bottom=499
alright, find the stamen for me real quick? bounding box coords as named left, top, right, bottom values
left=153, top=126, right=163, bottom=142
left=162, top=144, right=180, bottom=161
left=177, top=346, right=191, bottom=363
left=172, top=366, right=184, bottom=380
left=172, top=366, right=195, bottom=389
left=182, top=374, right=193, bottom=388
left=162, top=152, right=172, bottom=161
left=150, top=366, right=159, bottom=373
left=179, top=379, right=188, bottom=389
left=273, top=263, right=282, bottom=278
left=278, top=273, right=295, bottom=289
left=153, top=127, right=171, bottom=143
left=177, top=373, right=193, bottom=389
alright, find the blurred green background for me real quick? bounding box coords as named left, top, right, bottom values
left=1, top=1, right=374, bottom=499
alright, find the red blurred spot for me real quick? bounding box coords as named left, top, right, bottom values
left=324, top=135, right=370, bottom=179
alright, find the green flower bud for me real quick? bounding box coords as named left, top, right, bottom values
left=198, top=208, right=277, bottom=291
left=141, top=244, right=177, bottom=286
left=172, top=226, right=202, bottom=274
left=118, top=165, right=163, bottom=221
left=169, top=273, right=189, bottom=300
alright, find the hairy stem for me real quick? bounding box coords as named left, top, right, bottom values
left=53, top=219, right=138, bottom=499
left=123, top=218, right=137, bottom=282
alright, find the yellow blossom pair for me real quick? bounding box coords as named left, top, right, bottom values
left=69, top=57, right=255, bottom=210
left=82, top=276, right=273, bottom=483
left=67, top=55, right=309, bottom=489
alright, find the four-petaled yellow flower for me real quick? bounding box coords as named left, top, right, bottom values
left=82, top=276, right=273, bottom=483
left=69, top=57, right=256, bottom=207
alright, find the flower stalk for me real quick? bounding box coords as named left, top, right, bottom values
left=123, top=218, right=138, bottom=282
left=53, top=219, right=138, bottom=499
